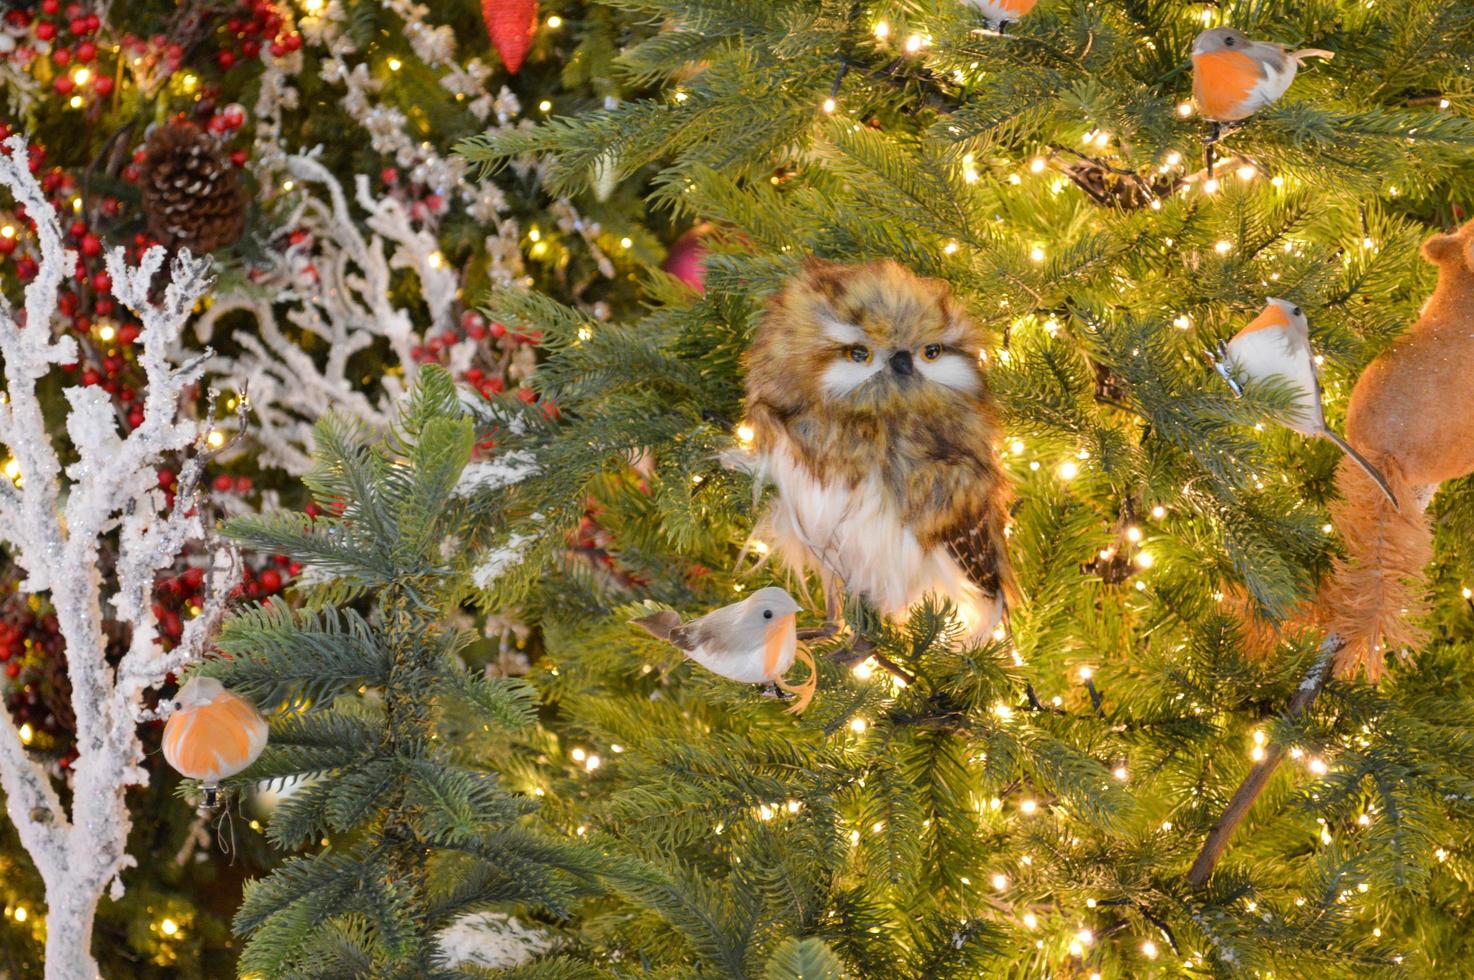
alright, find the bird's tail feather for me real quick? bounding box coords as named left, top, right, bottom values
left=631, top=609, right=681, bottom=642
left=776, top=644, right=817, bottom=714
left=1320, top=454, right=1431, bottom=681
left=1323, top=428, right=1398, bottom=509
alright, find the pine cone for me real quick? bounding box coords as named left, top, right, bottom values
left=138, top=123, right=245, bottom=254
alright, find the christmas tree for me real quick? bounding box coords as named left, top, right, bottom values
left=4, top=0, right=1474, bottom=976
left=445, top=0, right=1474, bottom=974
left=0, top=0, right=656, bottom=974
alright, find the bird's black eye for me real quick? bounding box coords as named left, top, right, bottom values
left=1292, top=306, right=1302, bottom=316
left=1223, top=36, right=1235, bottom=46
left=922, top=344, right=943, bottom=361
left=763, top=609, right=774, bottom=619
left=846, top=345, right=873, bottom=364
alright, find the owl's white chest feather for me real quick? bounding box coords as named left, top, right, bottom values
left=755, top=443, right=1002, bottom=639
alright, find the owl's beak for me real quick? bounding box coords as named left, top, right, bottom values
left=889, top=350, right=914, bottom=376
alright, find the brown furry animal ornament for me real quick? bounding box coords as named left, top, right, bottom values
left=742, top=259, right=1017, bottom=640
left=1322, top=217, right=1474, bottom=680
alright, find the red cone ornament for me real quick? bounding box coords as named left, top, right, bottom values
left=483, top=0, right=538, bottom=75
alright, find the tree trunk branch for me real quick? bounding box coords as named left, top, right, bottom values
left=1185, top=635, right=1341, bottom=888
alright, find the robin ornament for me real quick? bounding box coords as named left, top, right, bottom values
left=633, top=587, right=818, bottom=713
left=1214, top=298, right=1396, bottom=506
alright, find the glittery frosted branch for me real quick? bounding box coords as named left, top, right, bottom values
left=0, top=133, right=234, bottom=980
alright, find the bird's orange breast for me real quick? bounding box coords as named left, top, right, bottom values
left=995, top=0, right=1036, bottom=14
left=163, top=690, right=266, bottom=782
left=1234, top=304, right=1290, bottom=340
left=1193, top=50, right=1261, bottom=121
left=762, top=613, right=796, bottom=679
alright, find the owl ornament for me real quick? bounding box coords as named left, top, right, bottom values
left=742, top=259, right=1017, bottom=645
left=1320, top=218, right=1474, bottom=680
left=1213, top=298, right=1396, bottom=506
left=163, top=676, right=268, bottom=810
left=633, top=587, right=817, bottom=713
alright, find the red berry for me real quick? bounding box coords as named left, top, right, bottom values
left=213, top=474, right=233, bottom=492
left=489, top=321, right=507, bottom=339
left=95, top=298, right=114, bottom=316
left=82, top=369, right=101, bottom=385
left=5, top=663, right=19, bottom=678
left=381, top=167, right=398, bottom=184
left=93, top=76, right=113, bottom=97
left=234, top=476, right=252, bottom=492
left=157, top=468, right=176, bottom=487
left=284, top=32, right=300, bottom=51
left=92, top=271, right=111, bottom=292
left=85, top=13, right=98, bottom=31
left=516, top=387, right=536, bottom=404
left=68, top=219, right=86, bottom=238
left=230, top=150, right=247, bottom=167
left=269, top=41, right=286, bottom=57
left=53, top=75, right=74, bottom=95
left=241, top=39, right=260, bottom=58
left=41, top=0, right=59, bottom=12
left=76, top=40, right=95, bottom=61
left=258, top=569, right=282, bottom=592
left=16, top=257, right=37, bottom=279
left=68, top=17, right=86, bottom=34
left=182, top=567, right=204, bottom=589
left=127, top=409, right=143, bottom=428
left=80, top=234, right=100, bottom=256
left=35, top=21, right=55, bottom=40
left=217, top=49, right=235, bottom=69
left=207, top=115, right=229, bottom=135
left=0, top=238, right=15, bottom=256
left=117, top=324, right=138, bottom=344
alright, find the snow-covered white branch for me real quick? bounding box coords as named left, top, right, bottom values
left=0, top=134, right=238, bottom=980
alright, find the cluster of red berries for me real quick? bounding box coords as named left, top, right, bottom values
left=411, top=310, right=558, bottom=422
left=150, top=554, right=295, bottom=651
left=217, top=0, right=300, bottom=69
left=4, top=2, right=114, bottom=105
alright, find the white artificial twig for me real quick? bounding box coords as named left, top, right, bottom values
left=0, top=134, right=237, bottom=980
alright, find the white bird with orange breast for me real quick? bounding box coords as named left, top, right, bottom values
left=632, top=587, right=818, bottom=713
left=1214, top=298, right=1397, bottom=507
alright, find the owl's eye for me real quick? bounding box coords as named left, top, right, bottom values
left=921, top=344, right=943, bottom=361
left=763, top=609, right=774, bottom=620
left=846, top=345, right=873, bottom=364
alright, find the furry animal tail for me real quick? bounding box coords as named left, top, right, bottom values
left=1320, top=454, right=1432, bottom=681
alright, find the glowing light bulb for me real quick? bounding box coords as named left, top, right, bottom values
left=1215, top=240, right=1232, bottom=255
left=160, top=918, right=179, bottom=937
left=849, top=717, right=867, bottom=734
left=853, top=659, right=875, bottom=680
left=206, top=430, right=226, bottom=449
left=873, top=20, right=889, bottom=39
left=584, top=754, right=602, bottom=772
left=1177, top=102, right=1193, bottom=117
left=991, top=873, right=1008, bottom=890
left=538, top=100, right=553, bottom=112
left=1142, top=940, right=1158, bottom=959
left=1029, top=245, right=1046, bottom=263
left=1125, top=525, right=1143, bottom=543
left=546, top=14, right=562, bottom=27
left=1058, top=460, right=1079, bottom=480
left=18, top=723, right=33, bottom=744
left=1077, top=665, right=1094, bottom=681
left=570, top=747, right=587, bottom=763
left=1204, top=177, right=1220, bottom=194
left=1113, top=766, right=1128, bottom=781
left=904, top=34, right=927, bottom=54
left=1022, top=912, right=1038, bottom=929
left=822, top=97, right=836, bottom=114
left=387, top=58, right=402, bottom=71
left=13, top=907, right=26, bottom=923
left=1019, top=799, right=1037, bottom=815
left=1029, top=157, right=1046, bottom=173
left=736, top=423, right=755, bottom=445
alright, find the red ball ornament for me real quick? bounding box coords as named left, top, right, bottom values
left=481, top=0, right=537, bottom=75
left=663, top=222, right=713, bottom=292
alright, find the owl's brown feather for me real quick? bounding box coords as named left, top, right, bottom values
left=743, top=258, right=1016, bottom=632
